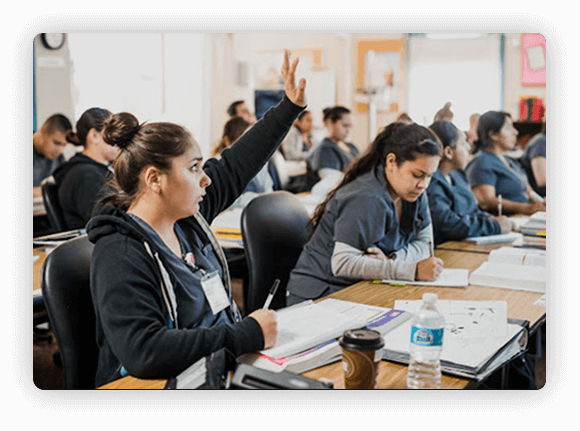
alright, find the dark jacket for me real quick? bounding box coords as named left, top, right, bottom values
left=86, top=95, right=304, bottom=387
left=426, top=169, right=500, bottom=246
left=53, top=153, right=112, bottom=230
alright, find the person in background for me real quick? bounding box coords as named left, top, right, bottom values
left=426, top=121, right=513, bottom=246
left=211, top=116, right=274, bottom=209
left=465, top=113, right=480, bottom=147
left=465, top=111, right=546, bottom=215
left=86, top=51, right=305, bottom=387
left=395, top=112, right=414, bottom=125
left=518, top=123, right=546, bottom=198
left=287, top=122, right=444, bottom=306
left=433, top=102, right=454, bottom=123
left=227, top=100, right=257, bottom=125
left=280, top=110, right=317, bottom=161
left=33, top=113, right=72, bottom=197
left=52, top=108, right=119, bottom=230
left=305, top=106, right=360, bottom=190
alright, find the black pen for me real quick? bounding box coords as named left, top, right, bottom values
left=262, top=279, right=281, bottom=310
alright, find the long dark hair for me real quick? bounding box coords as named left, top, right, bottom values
left=211, top=116, right=250, bottom=157
left=309, top=122, right=442, bottom=236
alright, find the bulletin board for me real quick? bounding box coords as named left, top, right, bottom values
left=356, top=39, right=405, bottom=113
left=522, top=33, right=546, bottom=86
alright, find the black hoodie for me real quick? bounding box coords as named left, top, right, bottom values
left=53, top=153, right=112, bottom=230
left=86, top=95, right=304, bottom=387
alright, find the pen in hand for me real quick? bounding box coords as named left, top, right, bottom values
left=498, top=194, right=502, bottom=217
left=263, top=279, right=281, bottom=310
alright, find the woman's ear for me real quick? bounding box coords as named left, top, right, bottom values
left=385, top=153, right=397, bottom=173
left=88, top=128, right=100, bottom=146
left=144, top=166, right=162, bottom=194
left=444, top=146, right=455, bottom=160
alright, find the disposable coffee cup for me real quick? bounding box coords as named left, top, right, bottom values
left=339, top=329, right=384, bottom=389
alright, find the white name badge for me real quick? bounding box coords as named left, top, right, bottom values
left=200, top=271, right=230, bottom=315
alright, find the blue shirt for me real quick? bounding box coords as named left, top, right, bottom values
left=465, top=150, right=530, bottom=205
left=519, top=132, right=546, bottom=197
left=306, top=138, right=360, bottom=186
left=427, top=169, right=500, bottom=246
left=128, top=214, right=233, bottom=330
left=287, top=164, right=431, bottom=300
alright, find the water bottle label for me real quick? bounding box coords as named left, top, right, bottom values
left=410, top=326, right=444, bottom=347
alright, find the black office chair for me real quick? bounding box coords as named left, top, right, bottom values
left=41, top=234, right=97, bottom=389
left=41, top=175, right=67, bottom=233
left=241, top=191, right=311, bottom=314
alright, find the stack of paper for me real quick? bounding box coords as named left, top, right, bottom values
left=488, top=246, right=546, bottom=267
left=465, top=232, right=522, bottom=245
left=520, top=211, right=546, bottom=236
left=469, top=261, right=546, bottom=293
left=381, top=268, right=469, bottom=288
left=382, top=300, right=527, bottom=380
left=238, top=299, right=411, bottom=374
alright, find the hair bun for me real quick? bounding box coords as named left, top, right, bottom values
left=102, top=112, right=140, bottom=149
left=65, top=129, right=82, bottom=146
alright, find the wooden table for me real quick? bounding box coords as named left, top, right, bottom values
left=99, top=247, right=545, bottom=389
left=33, top=247, right=48, bottom=296
left=436, top=238, right=525, bottom=254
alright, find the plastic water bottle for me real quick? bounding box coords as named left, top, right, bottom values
left=406, top=293, right=445, bottom=389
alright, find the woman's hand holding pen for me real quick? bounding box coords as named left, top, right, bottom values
left=248, top=309, right=278, bottom=349
left=490, top=215, right=514, bottom=233
left=415, top=257, right=444, bottom=281
left=281, top=49, right=307, bottom=107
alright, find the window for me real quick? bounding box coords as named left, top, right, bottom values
left=407, top=34, right=503, bottom=130
left=68, top=34, right=210, bottom=154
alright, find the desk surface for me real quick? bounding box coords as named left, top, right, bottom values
left=33, top=248, right=47, bottom=296
left=98, top=247, right=545, bottom=389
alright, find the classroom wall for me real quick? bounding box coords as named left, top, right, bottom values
left=34, top=33, right=545, bottom=159
left=34, top=34, right=74, bottom=128
left=503, top=33, right=547, bottom=119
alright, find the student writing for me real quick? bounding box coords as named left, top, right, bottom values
left=426, top=121, right=513, bottom=246
left=52, top=108, right=119, bottom=230
left=286, top=122, right=444, bottom=306
left=465, top=111, right=546, bottom=215
left=86, top=51, right=306, bottom=387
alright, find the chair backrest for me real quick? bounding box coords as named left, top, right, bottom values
left=41, top=175, right=68, bottom=232
left=241, top=191, right=311, bottom=313
left=41, top=235, right=97, bottom=389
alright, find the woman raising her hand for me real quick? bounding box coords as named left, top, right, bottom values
left=87, top=51, right=306, bottom=387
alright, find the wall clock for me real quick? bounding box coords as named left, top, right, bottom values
left=40, top=33, right=65, bottom=50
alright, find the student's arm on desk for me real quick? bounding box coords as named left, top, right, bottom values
left=472, top=184, right=545, bottom=215
left=331, top=242, right=417, bottom=281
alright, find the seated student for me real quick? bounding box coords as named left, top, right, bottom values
left=518, top=124, right=546, bottom=198
left=86, top=51, right=304, bottom=387
left=286, top=122, right=445, bottom=306
left=52, top=108, right=119, bottom=230
left=280, top=110, right=317, bottom=161
left=433, top=102, right=454, bottom=123
left=465, top=111, right=546, bottom=215
left=33, top=114, right=72, bottom=197
left=305, top=106, right=360, bottom=189
left=226, top=100, right=257, bottom=125
left=211, top=116, right=274, bottom=209
left=426, top=121, right=513, bottom=246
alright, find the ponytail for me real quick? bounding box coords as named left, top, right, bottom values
left=308, top=122, right=441, bottom=237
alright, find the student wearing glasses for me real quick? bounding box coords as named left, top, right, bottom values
left=286, top=122, right=445, bottom=306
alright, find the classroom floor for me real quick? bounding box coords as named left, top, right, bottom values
left=32, top=280, right=546, bottom=390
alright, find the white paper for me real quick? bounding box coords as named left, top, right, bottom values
left=465, top=232, right=522, bottom=245
left=394, top=299, right=508, bottom=338
left=382, top=268, right=469, bottom=288
left=262, top=299, right=381, bottom=358
left=488, top=247, right=546, bottom=267
left=385, top=300, right=517, bottom=369
left=534, top=295, right=546, bottom=307
left=470, top=261, right=546, bottom=293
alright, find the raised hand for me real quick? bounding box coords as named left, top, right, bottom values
left=281, top=49, right=307, bottom=107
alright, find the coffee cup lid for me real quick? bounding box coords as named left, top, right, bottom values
left=339, top=329, right=385, bottom=350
